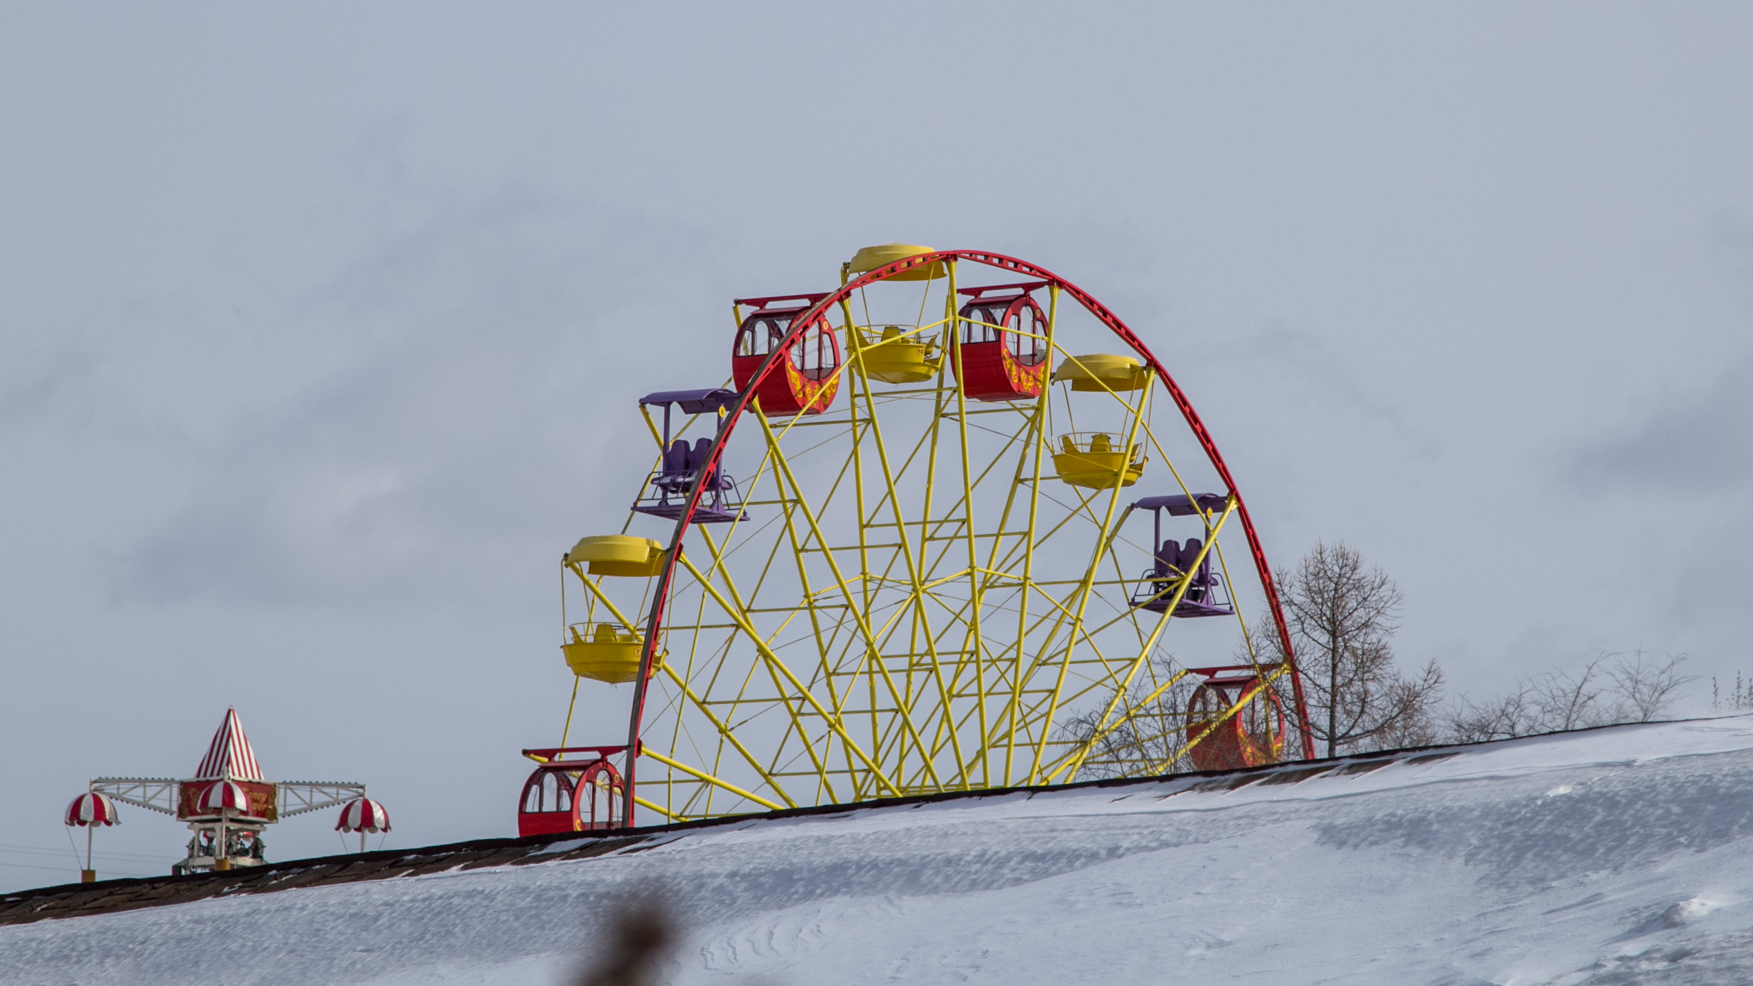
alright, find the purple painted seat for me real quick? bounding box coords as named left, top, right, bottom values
left=654, top=440, right=692, bottom=493
left=692, top=437, right=729, bottom=491
left=1180, top=537, right=1209, bottom=602
left=1155, top=539, right=1182, bottom=579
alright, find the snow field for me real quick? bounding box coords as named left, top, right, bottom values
left=5, top=717, right=1753, bottom=985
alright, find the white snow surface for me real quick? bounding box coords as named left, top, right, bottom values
left=8, top=717, right=1753, bottom=985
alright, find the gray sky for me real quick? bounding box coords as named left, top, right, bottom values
left=3, top=3, right=1750, bottom=887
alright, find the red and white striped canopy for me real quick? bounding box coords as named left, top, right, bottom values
left=335, top=797, right=390, bottom=833
left=194, top=707, right=264, bottom=781
left=198, top=779, right=251, bottom=814
left=64, top=792, right=120, bottom=827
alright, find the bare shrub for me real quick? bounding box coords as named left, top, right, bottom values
left=1609, top=650, right=1693, bottom=722
left=1444, top=650, right=1691, bottom=742
left=1712, top=671, right=1753, bottom=712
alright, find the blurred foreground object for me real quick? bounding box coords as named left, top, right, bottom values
left=574, top=898, right=674, bottom=986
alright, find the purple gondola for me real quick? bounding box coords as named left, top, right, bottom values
left=1128, top=493, right=1236, bottom=618
left=631, top=389, right=745, bottom=523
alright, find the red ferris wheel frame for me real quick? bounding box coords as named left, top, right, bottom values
left=622, top=249, right=1316, bottom=822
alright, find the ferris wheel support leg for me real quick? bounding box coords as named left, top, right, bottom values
left=1000, top=289, right=1056, bottom=783
left=747, top=408, right=932, bottom=796
left=830, top=367, right=952, bottom=792
left=693, top=463, right=849, bottom=808
left=941, top=258, right=995, bottom=791
left=739, top=445, right=860, bottom=801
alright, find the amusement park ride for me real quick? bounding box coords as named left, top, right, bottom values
left=517, top=245, right=1315, bottom=837
left=63, top=708, right=388, bottom=881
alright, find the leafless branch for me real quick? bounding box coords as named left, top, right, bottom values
left=1442, top=651, right=1692, bottom=742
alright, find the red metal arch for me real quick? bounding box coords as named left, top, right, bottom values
left=623, top=250, right=1315, bottom=821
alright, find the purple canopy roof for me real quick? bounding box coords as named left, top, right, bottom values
left=639, top=388, right=739, bottom=415
left=1131, top=492, right=1229, bottom=516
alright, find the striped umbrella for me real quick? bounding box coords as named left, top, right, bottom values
left=63, top=792, right=120, bottom=827
left=64, top=792, right=119, bottom=882
left=336, top=796, right=390, bottom=852
left=198, top=780, right=251, bottom=815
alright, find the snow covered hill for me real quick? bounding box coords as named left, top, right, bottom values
left=7, top=717, right=1753, bottom=985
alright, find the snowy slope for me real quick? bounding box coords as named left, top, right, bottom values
left=6, top=717, right=1753, bottom=986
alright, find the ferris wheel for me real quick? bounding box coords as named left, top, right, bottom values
left=516, top=246, right=1314, bottom=835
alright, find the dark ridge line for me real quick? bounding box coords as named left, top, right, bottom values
left=0, top=718, right=1696, bottom=927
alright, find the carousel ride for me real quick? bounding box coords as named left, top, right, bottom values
left=518, top=245, right=1314, bottom=836
left=64, top=708, right=388, bottom=880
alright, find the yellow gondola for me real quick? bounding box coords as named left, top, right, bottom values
left=852, top=325, right=943, bottom=384
left=562, top=622, right=662, bottom=684
left=1051, top=432, right=1147, bottom=488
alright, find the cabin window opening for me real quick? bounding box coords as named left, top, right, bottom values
left=1007, top=302, right=1047, bottom=366
left=738, top=317, right=789, bottom=358
left=790, top=320, right=838, bottom=381
left=961, top=305, right=1004, bottom=345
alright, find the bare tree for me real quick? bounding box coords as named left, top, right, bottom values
left=1268, top=542, right=1443, bottom=757
left=1444, top=650, right=1691, bottom=742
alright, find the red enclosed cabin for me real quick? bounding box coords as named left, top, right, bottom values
left=954, top=283, right=1050, bottom=402
left=731, top=295, right=841, bottom=416
left=1184, top=667, right=1287, bottom=772
left=517, top=747, right=626, bottom=837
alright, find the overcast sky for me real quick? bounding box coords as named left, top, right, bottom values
left=3, top=3, right=1750, bottom=888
